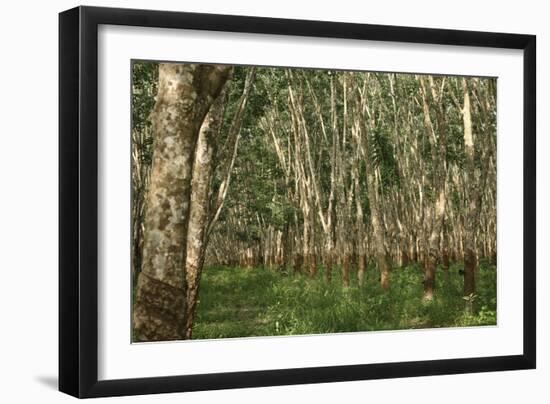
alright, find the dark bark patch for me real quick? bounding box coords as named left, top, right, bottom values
left=133, top=273, right=186, bottom=342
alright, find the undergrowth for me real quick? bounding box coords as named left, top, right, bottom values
left=192, top=261, right=497, bottom=339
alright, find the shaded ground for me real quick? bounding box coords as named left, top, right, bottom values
left=192, top=261, right=497, bottom=339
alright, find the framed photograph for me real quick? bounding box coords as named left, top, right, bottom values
left=59, top=6, right=536, bottom=398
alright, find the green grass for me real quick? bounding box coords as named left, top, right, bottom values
left=192, top=260, right=497, bottom=339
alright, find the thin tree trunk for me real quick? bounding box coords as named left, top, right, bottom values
left=309, top=248, right=318, bottom=278
left=371, top=196, right=390, bottom=290
left=183, top=84, right=228, bottom=339
left=206, top=68, right=257, bottom=239
left=419, top=76, right=447, bottom=301
left=351, top=74, right=391, bottom=290
left=342, top=253, right=350, bottom=287
left=184, top=68, right=255, bottom=338
left=462, top=79, right=476, bottom=302
left=357, top=253, right=366, bottom=285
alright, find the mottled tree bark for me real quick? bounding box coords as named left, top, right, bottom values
left=133, top=63, right=230, bottom=342
left=183, top=85, right=228, bottom=339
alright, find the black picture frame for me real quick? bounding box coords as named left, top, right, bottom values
left=59, top=5, right=536, bottom=398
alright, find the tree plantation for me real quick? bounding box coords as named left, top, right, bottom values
left=131, top=61, right=497, bottom=342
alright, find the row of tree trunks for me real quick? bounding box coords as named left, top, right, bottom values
left=132, top=65, right=497, bottom=342
left=206, top=71, right=496, bottom=297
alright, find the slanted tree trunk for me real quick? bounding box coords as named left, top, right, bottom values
left=184, top=67, right=256, bottom=338
left=183, top=84, right=228, bottom=339
left=133, top=63, right=230, bottom=342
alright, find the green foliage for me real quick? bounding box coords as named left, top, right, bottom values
left=129, top=63, right=498, bottom=340
left=192, top=263, right=497, bottom=339
left=131, top=61, right=158, bottom=165
left=370, top=124, right=400, bottom=188
left=132, top=61, right=158, bottom=128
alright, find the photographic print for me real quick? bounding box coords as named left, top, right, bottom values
left=59, top=8, right=536, bottom=396
left=131, top=61, right=497, bottom=343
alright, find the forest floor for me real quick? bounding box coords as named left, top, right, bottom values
left=192, top=261, right=497, bottom=339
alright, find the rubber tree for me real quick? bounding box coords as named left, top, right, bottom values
left=133, top=63, right=231, bottom=342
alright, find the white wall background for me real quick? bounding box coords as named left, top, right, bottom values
left=0, top=0, right=546, bottom=402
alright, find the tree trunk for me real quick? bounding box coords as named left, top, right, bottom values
left=183, top=84, right=228, bottom=339
left=353, top=80, right=390, bottom=291
left=342, top=253, right=350, bottom=287
left=133, top=63, right=230, bottom=342
left=419, top=76, right=447, bottom=301
left=325, top=246, right=333, bottom=282
left=357, top=253, right=366, bottom=285
left=309, top=251, right=317, bottom=278
left=441, top=226, right=450, bottom=278
left=462, top=79, right=477, bottom=301
left=295, top=254, right=303, bottom=274
left=464, top=246, right=476, bottom=296
left=367, top=185, right=390, bottom=291
left=183, top=67, right=256, bottom=338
